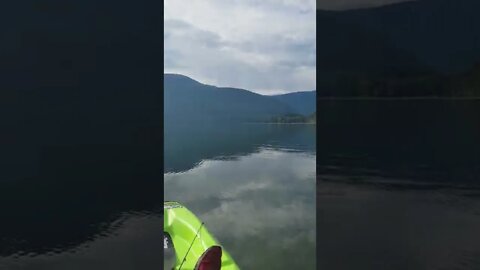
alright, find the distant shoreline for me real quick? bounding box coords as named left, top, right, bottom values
left=247, top=122, right=316, bottom=125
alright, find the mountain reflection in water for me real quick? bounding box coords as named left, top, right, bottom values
left=165, top=124, right=316, bottom=270
left=317, top=100, right=480, bottom=270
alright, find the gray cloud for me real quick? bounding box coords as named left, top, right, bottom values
left=164, top=0, right=316, bottom=94
left=317, top=0, right=415, bottom=10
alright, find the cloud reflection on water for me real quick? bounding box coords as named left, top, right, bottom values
left=165, top=149, right=316, bottom=269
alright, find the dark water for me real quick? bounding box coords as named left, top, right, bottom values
left=164, top=123, right=316, bottom=269
left=0, top=142, right=164, bottom=269
left=317, top=100, right=480, bottom=270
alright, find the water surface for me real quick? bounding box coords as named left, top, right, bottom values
left=0, top=142, right=163, bottom=269
left=317, top=100, right=480, bottom=270
left=165, top=123, right=316, bottom=269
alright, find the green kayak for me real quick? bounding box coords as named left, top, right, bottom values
left=164, top=202, right=240, bottom=270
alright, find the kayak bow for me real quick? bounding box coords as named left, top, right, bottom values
left=164, top=202, right=240, bottom=270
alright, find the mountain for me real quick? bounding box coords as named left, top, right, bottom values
left=269, top=111, right=316, bottom=124
left=317, top=64, right=480, bottom=97
left=165, top=123, right=315, bottom=173
left=316, top=0, right=480, bottom=97
left=2, top=0, right=163, bottom=183
left=448, top=63, right=480, bottom=96
left=319, top=0, right=480, bottom=73
left=307, top=111, right=316, bottom=123
left=272, top=91, right=316, bottom=116
left=164, top=74, right=296, bottom=123
left=317, top=11, right=431, bottom=80
left=1, top=0, right=163, bottom=254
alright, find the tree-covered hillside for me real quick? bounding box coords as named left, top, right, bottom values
left=164, top=74, right=315, bottom=123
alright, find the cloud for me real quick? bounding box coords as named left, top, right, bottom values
left=317, top=0, right=415, bottom=10
left=164, top=0, right=316, bottom=94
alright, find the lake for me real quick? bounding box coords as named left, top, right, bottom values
left=0, top=121, right=315, bottom=269
left=317, top=99, right=480, bottom=270
left=4, top=99, right=478, bottom=269
left=164, top=123, right=317, bottom=269
left=0, top=134, right=164, bottom=269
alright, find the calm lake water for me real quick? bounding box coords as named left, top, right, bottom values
left=0, top=136, right=164, bottom=269
left=164, top=123, right=316, bottom=269
left=4, top=99, right=478, bottom=269
left=317, top=99, right=480, bottom=270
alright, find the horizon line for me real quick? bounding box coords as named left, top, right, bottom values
left=164, top=73, right=316, bottom=96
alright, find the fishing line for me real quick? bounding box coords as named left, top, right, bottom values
left=178, top=222, right=205, bottom=270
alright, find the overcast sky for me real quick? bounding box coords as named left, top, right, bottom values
left=164, top=0, right=416, bottom=94
left=164, top=0, right=316, bottom=95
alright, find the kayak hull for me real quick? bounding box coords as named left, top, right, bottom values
left=164, top=202, right=240, bottom=270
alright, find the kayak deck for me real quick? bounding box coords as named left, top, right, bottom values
left=164, top=202, right=240, bottom=270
